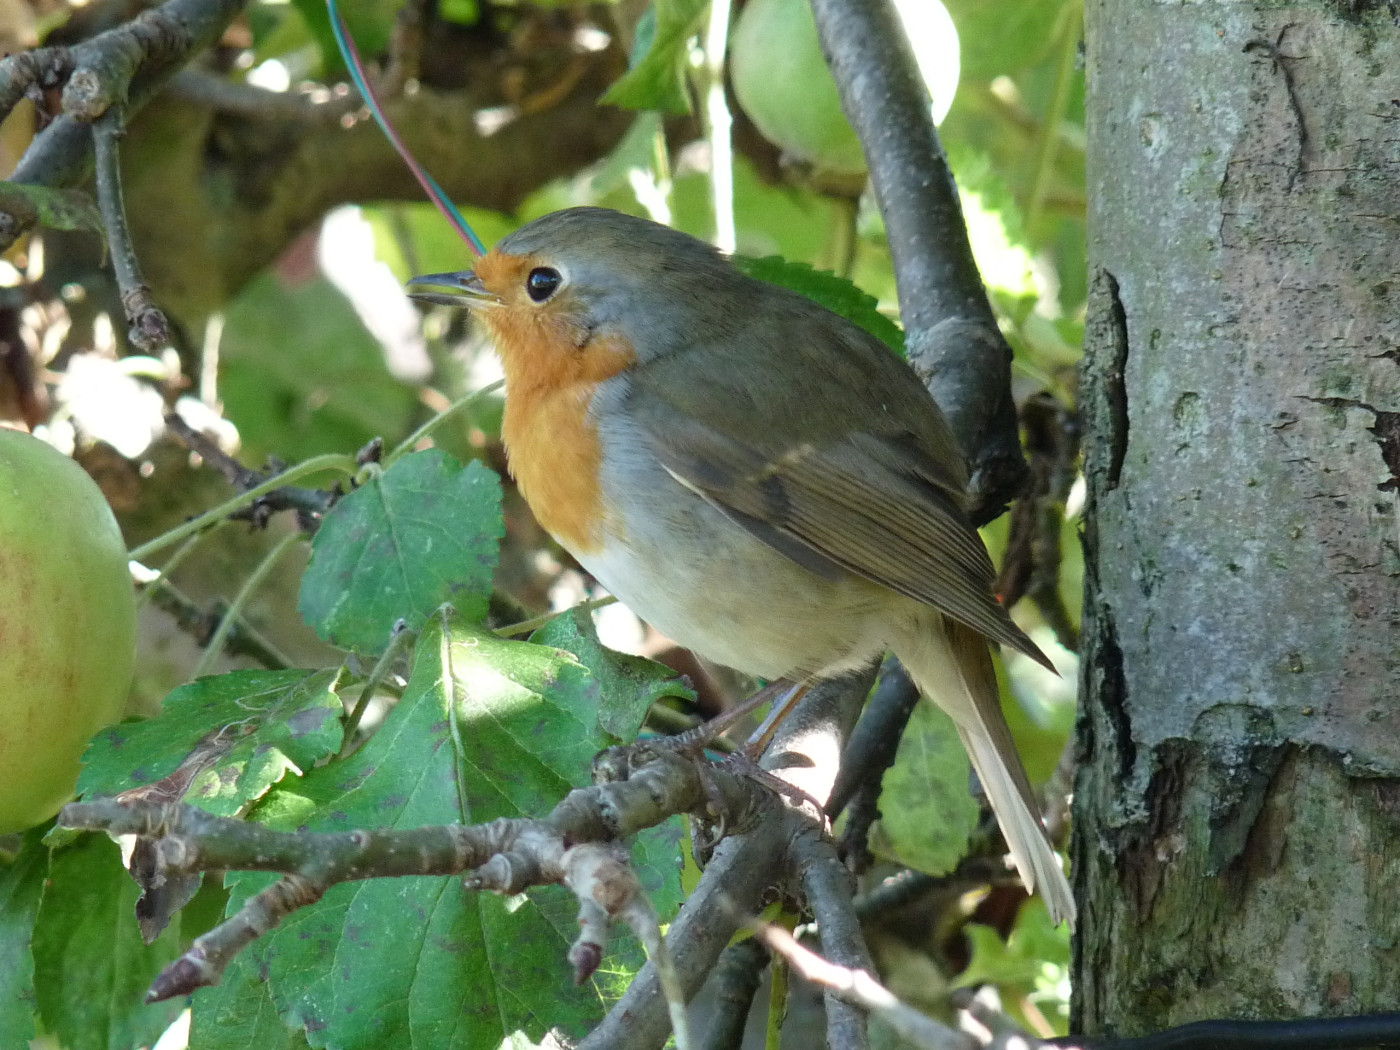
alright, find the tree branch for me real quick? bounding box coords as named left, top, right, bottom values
left=1, top=0, right=249, bottom=249
left=794, top=827, right=874, bottom=1050
left=92, top=108, right=170, bottom=350
left=753, top=921, right=975, bottom=1050
left=580, top=668, right=875, bottom=1050
left=808, top=0, right=1029, bottom=521
left=61, top=746, right=775, bottom=1002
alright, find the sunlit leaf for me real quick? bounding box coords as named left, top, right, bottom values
left=530, top=606, right=692, bottom=741
left=227, top=612, right=676, bottom=1050
left=77, top=670, right=342, bottom=817
left=299, top=450, right=504, bottom=654
left=601, top=0, right=708, bottom=114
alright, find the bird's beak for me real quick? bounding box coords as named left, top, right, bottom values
left=406, top=271, right=500, bottom=309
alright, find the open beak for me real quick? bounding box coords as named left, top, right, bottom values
left=406, top=271, right=499, bottom=309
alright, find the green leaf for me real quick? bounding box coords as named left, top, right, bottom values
left=31, top=835, right=182, bottom=1050
left=955, top=899, right=1071, bottom=1034
left=0, top=183, right=104, bottom=235
left=220, top=272, right=419, bottom=465
left=77, top=670, right=343, bottom=817
left=601, top=0, right=708, bottom=114
left=870, top=701, right=979, bottom=875
left=733, top=255, right=906, bottom=356
left=190, top=946, right=306, bottom=1050
left=531, top=606, right=692, bottom=741
left=299, top=450, right=504, bottom=654
left=226, top=612, right=665, bottom=1049
left=0, top=830, right=47, bottom=1047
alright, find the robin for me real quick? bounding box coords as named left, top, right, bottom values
left=409, top=206, right=1075, bottom=926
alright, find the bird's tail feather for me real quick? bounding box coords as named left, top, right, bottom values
left=895, top=615, right=1076, bottom=927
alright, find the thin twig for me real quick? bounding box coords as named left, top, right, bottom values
left=127, top=452, right=359, bottom=562
left=699, top=0, right=735, bottom=253
left=751, top=922, right=975, bottom=1050
left=1, top=0, right=248, bottom=250
left=339, top=619, right=416, bottom=754
left=190, top=530, right=301, bottom=679
left=92, top=108, right=170, bottom=351
left=142, top=576, right=293, bottom=670
left=165, top=413, right=339, bottom=530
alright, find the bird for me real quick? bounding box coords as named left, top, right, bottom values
left=408, top=206, right=1075, bottom=925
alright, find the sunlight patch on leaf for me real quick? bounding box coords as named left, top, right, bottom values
left=77, top=670, right=343, bottom=817
left=530, top=605, right=693, bottom=741
left=601, top=0, right=708, bottom=114
left=221, top=613, right=681, bottom=1049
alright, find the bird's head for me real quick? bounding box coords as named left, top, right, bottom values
left=408, top=207, right=747, bottom=380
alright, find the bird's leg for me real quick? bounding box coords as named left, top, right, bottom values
left=742, top=682, right=810, bottom=758
left=661, top=678, right=794, bottom=755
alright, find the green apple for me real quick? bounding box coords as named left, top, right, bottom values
left=729, top=0, right=960, bottom=176
left=0, top=429, right=136, bottom=833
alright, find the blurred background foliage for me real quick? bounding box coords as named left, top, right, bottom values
left=0, top=0, right=1085, bottom=1042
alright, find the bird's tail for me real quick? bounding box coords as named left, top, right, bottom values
left=894, top=614, right=1076, bottom=927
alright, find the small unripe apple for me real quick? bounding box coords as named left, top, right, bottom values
left=0, top=429, right=136, bottom=833
left=729, top=0, right=960, bottom=176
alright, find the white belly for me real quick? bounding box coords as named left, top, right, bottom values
left=576, top=424, right=894, bottom=679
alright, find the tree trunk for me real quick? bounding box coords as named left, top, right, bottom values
left=1074, top=0, right=1400, bottom=1036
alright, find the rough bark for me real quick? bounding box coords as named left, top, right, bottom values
left=1075, top=0, right=1400, bottom=1036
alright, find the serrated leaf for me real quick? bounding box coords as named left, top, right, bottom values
left=531, top=606, right=693, bottom=741
left=226, top=612, right=671, bottom=1049
left=0, top=829, right=47, bottom=1047
left=601, top=0, right=708, bottom=114
left=733, top=255, right=906, bottom=356
left=870, top=701, right=979, bottom=875
left=76, top=669, right=342, bottom=816
left=299, top=450, right=504, bottom=654
left=31, top=835, right=182, bottom=1050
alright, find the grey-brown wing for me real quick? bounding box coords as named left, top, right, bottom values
left=631, top=392, right=1049, bottom=668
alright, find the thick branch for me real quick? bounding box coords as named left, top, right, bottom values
left=808, top=0, right=1028, bottom=520
left=580, top=668, right=874, bottom=1050
left=2, top=0, right=249, bottom=250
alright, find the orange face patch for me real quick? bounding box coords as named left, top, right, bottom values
left=472, top=249, right=636, bottom=554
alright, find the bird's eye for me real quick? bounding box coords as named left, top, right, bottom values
left=526, top=267, right=562, bottom=302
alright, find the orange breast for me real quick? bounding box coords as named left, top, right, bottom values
left=474, top=251, right=636, bottom=554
